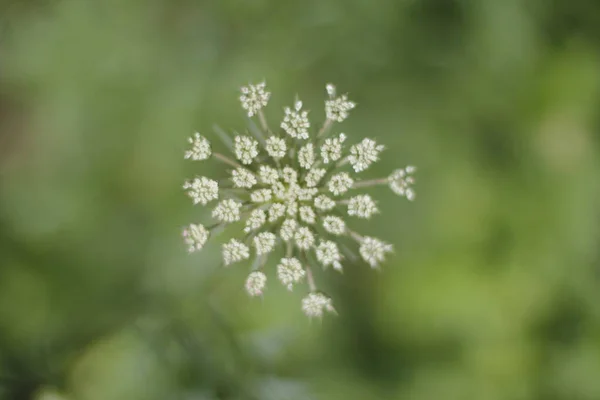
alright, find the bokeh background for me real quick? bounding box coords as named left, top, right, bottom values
left=1, top=0, right=600, bottom=399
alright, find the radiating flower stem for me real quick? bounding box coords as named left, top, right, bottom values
left=305, top=264, right=317, bottom=291
left=258, top=109, right=270, bottom=134
left=213, top=152, right=241, bottom=168
left=317, top=118, right=333, bottom=138
left=347, top=228, right=364, bottom=242
left=352, top=178, right=388, bottom=189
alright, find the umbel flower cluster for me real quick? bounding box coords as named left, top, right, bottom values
left=182, top=82, right=416, bottom=318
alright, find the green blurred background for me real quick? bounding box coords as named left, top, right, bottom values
left=1, top=0, right=600, bottom=399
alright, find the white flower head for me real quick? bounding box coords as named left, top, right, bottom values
left=280, top=219, right=297, bottom=241
left=253, top=232, right=277, bottom=255
left=321, top=133, right=346, bottom=164
left=182, top=224, right=209, bottom=253
left=347, top=194, right=378, bottom=219
left=234, top=135, right=259, bottom=165
left=325, top=85, right=355, bottom=122
left=259, top=165, right=280, bottom=185
left=240, top=82, right=270, bottom=117
left=316, top=241, right=342, bottom=270
left=183, top=177, right=219, bottom=205
left=349, top=138, right=384, bottom=172
left=294, top=226, right=315, bottom=250
left=182, top=82, right=417, bottom=316
left=244, top=209, right=266, bottom=232
left=245, top=271, right=267, bottom=296
left=266, top=136, right=287, bottom=159
left=268, top=203, right=286, bottom=222
left=323, top=216, right=345, bottom=235
left=299, top=205, right=316, bottom=224
left=212, top=199, right=242, bottom=223
left=281, top=100, right=310, bottom=139
left=388, top=166, right=416, bottom=200
left=359, top=237, right=393, bottom=268
left=231, top=167, right=257, bottom=189
left=314, top=195, right=336, bottom=211
left=223, top=239, right=250, bottom=265
left=185, top=132, right=212, bottom=161
left=251, top=189, right=272, bottom=203
left=305, top=168, right=327, bottom=188
left=296, top=187, right=318, bottom=201
left=298, top=143, right=315, bottom=169
left=281, top=166, right=298, bottom=184
left=302, top=292, right=336, bottom=318
left=277, top=257, right=305, bottom=290
left=328, top=172, right=354, bottom=196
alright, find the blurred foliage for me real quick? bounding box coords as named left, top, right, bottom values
left=1, top=0, right=600, bottom=399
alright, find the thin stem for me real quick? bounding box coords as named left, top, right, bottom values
left=336, top=157, right=350, bottom=168
left=305, top=264, right=317, bottom=292
left=213, top=152, right=241, bottom=169
left=286, top=241, right=293, bottom=257
left=317, top=118, right=333, bottom=138
left=352, top=178, right=388, bottom=189
left=347, top=228, right=363, bottom=242
left=258, top=109, right=270, bottom=133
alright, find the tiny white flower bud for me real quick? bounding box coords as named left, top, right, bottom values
left=359, top=237, right=393, bottom=268
left=299, top=206, right=316, bottom=224
left=259, top=165, right=279, bottom=185
left=234, top=135, right=259, bottom=165
left=245, top=271, right=267, bottom=296
left=323, top=216, right=346, bottom=235
left=328, top=172, right=354, bottom=196
left=302, top=292, right=336, bottom=318
left=240, top=82, right=270, bottom=117
left=231, top=167, right=257, bottom=189
left=388, top=166, right=416, bottom=200
left=298, top=143, right=315, bottom=169
left=265, top=136, right=287, bottom=159
left=223, top=238, right=250, bottom=265
left=320, top=133, right=346, bottom=164
left=347, top=194, right=378, bottom=219
left=316, top=240, right=342, bottom=270
left=185, top=132, right=212, bottom=160
left=281, top=166, right=298, bottom=184
left=244, top=209, right=266, bottom=232
left=348, top=138, right=384, bottom=172
left=182, top=223, right=209, bottom=252
left=212, top=199, right=242, bottom=223
left=304, top=168, right=327, bottom=188
left=251, top=189, right=272, bottom=203
left=294, top=226, right=315, bottom=250
left=325, top=92, right=355, bottom=122
left=268, top=203, right=286, bottom=222
left=277, top=257, right=305, bottom=290
left=314, top=195, right=336, bottom=211
left=281, top=101, right=310, bottom=139
left=253, top=232, right=276, bottom=255
left=183, top=177, right=219, bottom=205
left=280, top=219, right=297, bottom=241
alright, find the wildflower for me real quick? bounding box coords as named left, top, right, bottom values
left=281, top=100, right=310, bottom=139
left=182, top=224, right=209, bottom=253
left=302, top=292, right=336, bottom=318
left=347, top=194, right=378, bottom=219
left=348, top=138, right=384, bottom=172
left=185, top=132, right=212, bottom=160
left=182, top=82, right=416, bottom=316
left=183, top=177, right=219, bottom=205
left=388, top=166, right=417, bottom=201
left=266, top=136, right=287, bottom=159
left=240, top=82, right=270, bottom=117
left=277, top=257, right=305, bottom=290
left=245, top=271, right=267, bottom=296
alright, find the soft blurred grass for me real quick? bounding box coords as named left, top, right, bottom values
left=1, top=0, right=600, bottom=399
